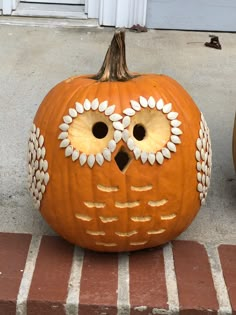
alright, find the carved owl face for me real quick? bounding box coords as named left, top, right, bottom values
left=27, top=74, right=211, bottom=252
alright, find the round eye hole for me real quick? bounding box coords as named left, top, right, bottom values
left=133, top=124, right=146, bottom=141
left=92, top=122, right=109, bottom=139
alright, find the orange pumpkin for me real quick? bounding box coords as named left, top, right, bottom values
left=27, top=30, right=212, bottom=252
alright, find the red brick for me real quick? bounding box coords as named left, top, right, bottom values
left=79, top=251, right=118, bottom=315
left=129, top=248, right=168, bottom=315
left=173, top=241, right=218, bottom=315
left=27, top=236, right=74, bottom=315
left=218, top=245, right=236, bottom=314
left=0, top=233, right=31, bottom=315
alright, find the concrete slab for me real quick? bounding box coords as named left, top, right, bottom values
left=0, top=22, right=235, bottom=244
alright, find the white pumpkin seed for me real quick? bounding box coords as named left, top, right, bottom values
left=170, top=135, right=181, bottom=144
left=167, top=142, right=176, bottom=152
left=103, top=148, right=111, bottom=161
left=29, top=142, right=34, bottom=153
left=197, top=172, right=202, bottom=182
left=79, top=153, right=87, bottom=166
left=96, top=153, right=104, bottom=166
left=32, top=124, right=36, bottom=132
left=41, top=147, right=46, bottom=159
left=130, top=100, right=141, bottom=111
left=34, top=140, right=38, bottom=150
left=59, top=123, right=69, bottom=131
left=140, top=96, right=148, bottom=107
left=60, top=139, right=70, bottom=148
left=171, top=120, right=181, bottom=127
left=202, top=138, right=207, bottom=150
left=109, top=113, right=123, bottom=122
left=72, top=150, right=79, bottom=161
left=44, top=172, right=50, bottom=185
left=105, top=104, right=115, bottom=115
left=39, top=159, right=44, bottom=170
left=201, top=148, right=205, bottom=160
left=39, top=135, right=44, bottom=147
left=36, top=170, right=41, bottom=180
left=196, top=138, right=202, bottom=151
left=37, top=148, right=42, bottom=160
left=156, top=152, right=164, bottom=165
left=195, top=151, right=201, bottom=161
left=127, top=138, right=135, bottom=151
left=34, top=189, right=39, bottom=198
left=38, top=192, right=43, bottom=201
left=171, top=127, right=182, bottom=136
left=34, top=160, right=39, bottom=170
left=156, top=98, right=164, bottom=110
left=32, top=150, right=36, bottom=162
left=123, top=108, right=135, bottom=116
left=201, top=198, right=206, bottom=206
left=36, top=181, right=41, bottom=190
left=113, top=121, right=124, bottom=131
left=76, top=102, right=84, bottom=113
left=84, top=99, right=91, bottom=111
left=114, top=130, right=122, bottom=143
left=63, top=115, right=73, bottom=124
left=32, top=133, right=36, bottom=143
left=87, top=154, right=95, bottom=168
left=43, top=160, right=48, bottom=172
left=98, top=100, right=108, bottom=112
left=133, top=147, right=141, bottom=159
left=148, top=153, right=155, bottom=165
left=167, top=112, right=178, bottom=120
left=163, top=103, right=172, bottom=114
left=36, top=128, right=40, bottom=138
left=199, top=129, right=204, bottom=139
left=141, top=151, right=148, bottom=163
left=197, top=183, right=203, bottom=192
left=41, top=185, right=46, bottom=193
left=148, top=96, right=155, bottom=108
left=122, top=130, right=129, bottom=142
left=108, top=140, right=116, bottom=152
left=92, top=98, right=99, bottom=110
left=69, top=108, right=77, bottom=118
left=65, top=145, right=73, bottom=157
left=40, top=171, right=45, bottom=182
left=201, top=161, right=206, bottom=172
left=202, top=174, right=206, bottom=185
left=58, top=132, right=68, bottom=140
left=206, top=176, right=210, bottom=187
left=162, top=148, right=171, bottom=159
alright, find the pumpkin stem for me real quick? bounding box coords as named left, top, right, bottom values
left=92, top=29, right=137, bottom=82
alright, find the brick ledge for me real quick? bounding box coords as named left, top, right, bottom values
left=0, top=233, right=235, bottom=315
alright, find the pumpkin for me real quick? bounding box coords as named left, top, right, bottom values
left=27, top=30, right=212, bottom=252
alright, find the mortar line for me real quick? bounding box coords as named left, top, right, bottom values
left=117, top=253, right=130, bottom=315
left=65, top=246, right=84, bottom=315
left=163, top=242, right=179, bottom=315
left=16, top=235, right=42, bottom=315
left=205, top=244, right=232, bottom=315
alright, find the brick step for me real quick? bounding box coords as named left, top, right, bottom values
left=0, top=233, right=235, bottom=315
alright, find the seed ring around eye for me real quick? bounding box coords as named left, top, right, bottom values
left=58, top=99, right=124, bottom=167
left=125, top=96, right=182, bottom=165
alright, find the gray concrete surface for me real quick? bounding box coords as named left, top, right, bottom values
left=0, top=22, right=235, bottom=244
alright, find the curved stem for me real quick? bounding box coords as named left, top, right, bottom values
left=92, top=29, right=137, bottom=82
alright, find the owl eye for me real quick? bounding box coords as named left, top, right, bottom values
left=133, top=124, right=146, bottom=141
left=92, top=122, right=109, bottom=139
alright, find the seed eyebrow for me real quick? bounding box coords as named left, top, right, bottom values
left=75, top=214, right=93, bottom=221
left=99, top=216, right=118, bottom=223
left=97, top=184, right=119, bottom=192
left=147, top=229, right=166, bottom=235
left=130, top=241, right=148, bottom=246
left=115, top=231, right=137, bottom=237
left=131, top=185, right=153, bottom=192
left=96, top=242, right=117, bottom=247
left=86, top=230, right=106, bottom=236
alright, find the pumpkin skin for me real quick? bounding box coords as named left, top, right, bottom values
left=28, top=31, right=212, bottom=252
